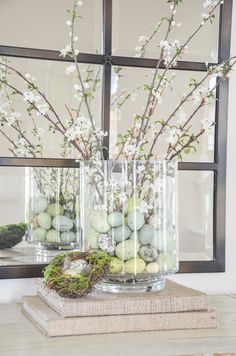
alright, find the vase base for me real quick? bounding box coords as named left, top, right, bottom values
left=97, top=276, right=166, bottom=293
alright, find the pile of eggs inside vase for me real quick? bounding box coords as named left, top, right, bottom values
left=28, top=196, right=80, bottom=246
left=87, top=200, right=177, bottom=276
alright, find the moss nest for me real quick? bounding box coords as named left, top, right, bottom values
left=43, top=250, right=111, bottom=298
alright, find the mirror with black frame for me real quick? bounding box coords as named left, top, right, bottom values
left=0, top=0, right=232, bottom=277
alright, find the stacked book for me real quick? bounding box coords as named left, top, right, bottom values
left=22, top=279, right=218, bottom=337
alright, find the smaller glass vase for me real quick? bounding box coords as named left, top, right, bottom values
left=25, top=167, right=81, bottom=252
left=80, top=160, right=178, bottom=293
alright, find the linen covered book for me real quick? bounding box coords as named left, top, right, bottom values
left=23, top=295, right=218, bottom=337
left=35, top=278, right=210, bottom=317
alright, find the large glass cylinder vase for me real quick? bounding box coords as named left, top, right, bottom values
left=80, top=160, right=178, bottom=293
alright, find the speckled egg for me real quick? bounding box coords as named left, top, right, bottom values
left=87, top=227, right=99, bottom=249
left=46, top=229, right=60, bottom=243
left=60, top=231, right=76, bottom=243
left=108, top=211, right=123, bottom=227
left=127, top=211, right=145, bottom=231
left=89, top=210, right=110, bottom=233
left=52, top=215, right=73, bottom=232
left=109, top=257, right=123, bottom=274
left=37, top=212, right=51, bottom=230
left=32, top=227, right=47, bottom=242
left=98, top=234, right=116, bottom=253
left=138, top=224, right=154, bottom=245
left=115, top=239, right=140, bottom=261
left=47, top=203, right=64, bottom=218
left=125, top=258, right=146, bottom=274
left=109, top=225, right=131, bottom=243
left=145, top=262, right=160, bottom=274
left=139, top=245, right=158, bottom=262
left=31, top=196, right=48, bottom=214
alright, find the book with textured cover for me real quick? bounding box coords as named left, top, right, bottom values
left=23, top=295, right=218, bottom=337
left=35, top=279, right=210, bottom=318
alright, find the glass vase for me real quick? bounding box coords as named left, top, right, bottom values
left=80, top=160, right=178, bottom=293
left=25, top=167, right=81, bottom=252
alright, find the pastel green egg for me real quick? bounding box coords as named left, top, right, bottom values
left=87, top=227, right=99, bottom=249
left=139, top=224, right=154, bottom=245
left=109, top=225, right=131, bottom=243
left=47, top=203, right=64, bottom=218
left=127, top=211, right=145, bottom=231
left=108, top=211, right=123, bottom=227
left=115, top=239, right=140, bottom=261
left=60, top=231, right=76, bottom=243
left=32, top=227, right=47, bottom=242
left=109, top=257, right=123, bottom=274
left=89, top=210, right=110, bottom=233
left=125, top=258, right=146, bottom=274
left=158, top=253, right=177, bottom=272
left=145, top=262, right=160, bottom=274
left=37, top=212, right=51, bottom=230
left=46, top=229, right=60, bottom=243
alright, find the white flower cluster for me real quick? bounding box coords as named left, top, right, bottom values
left=36, top=103, right=49, bottom=116
left=23, top=91, right=40, bottom=104
left=165, top=127, right=181, bottom=145
left=192, top=86, right=212, bottom=105
left=11, top=137, right=29, bottom=157
left=159, top=39, right=188, bottom=67
left=65, top=115, right=91, bottom=141
left=201, top=115, right=215, bottom=132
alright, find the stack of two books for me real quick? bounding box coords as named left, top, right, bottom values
left=23, top=279, right=218, bottom=337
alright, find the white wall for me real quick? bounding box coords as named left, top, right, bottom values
left=0, top=1, right=236, bottom=303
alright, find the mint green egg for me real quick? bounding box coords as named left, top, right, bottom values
left=89, top=210, right=110, bottom=233
left=109, top=225, right=131, bottom=242
left=109, top=257, right=123, bottom=274
left=127, top=211, right=145, bottom=231
left=37, top=212, right=51, bottom=230
left=139, top=224, right=154, bottom=245
left=115, top=239, right=140, bottom=261
left=158, top=253, right=177, bottom=272
left=47, top=203, right=64, bottom=218
left=46, top=229, right=60, bottom=243
left=52, top=215, right=73, bottom=232
left=129, top=231, right=139, bottom=241
left=108, top=211, right=123, bottom=227
left=60, top=231, right=76, bottom=243
left=125, top=258, right=146, bottom=274
left=32, top=227, right=47, bottom=242
left=31, top=196, right=48, bottom=214
left=87, top=227, right=99, bottom=249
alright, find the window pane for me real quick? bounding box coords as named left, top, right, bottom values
left=179, top=171, right=214, bottom=261
left=112, top=0, right=219, bottom=62
left=110, top=66, right=215, bottom=162
left=0, top=0, right=102, bottom=53
left=0, top=57, right=102, bottom=159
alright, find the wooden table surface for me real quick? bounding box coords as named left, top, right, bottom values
left=0, top=295, right=236, bottom=356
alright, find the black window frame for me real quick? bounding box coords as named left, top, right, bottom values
left=0, top=0, right=232, bottom=279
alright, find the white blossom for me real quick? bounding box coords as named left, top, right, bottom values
left=36, top=103, right=49, bottom=116
left=76, top=0, right=83, bottom=6
left=138, top=35, right=148, bottom=42
left=165, top=127, right=180, bottom=145
left=6, top=112, right=21, bottom=125
left=65, top=64, right=76, bottom=75
left=137, top=201, right=149, bottom=214
left=192, top=86, right=211, bottom=105
left=23, top=91, right=40, bottom=103
left=66, top=20, right=72, bottom=27
left=60, top=45, right=71, bottom=57
left=176, top=110, right=186, bottom=125
left=201, top=116, right=215, bottom=131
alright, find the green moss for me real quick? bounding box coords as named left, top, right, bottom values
left=43, top=250, right=111, bottom=298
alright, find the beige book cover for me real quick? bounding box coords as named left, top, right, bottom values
left=23, top=295, right=218, bottom=337
left=35, top=278, right=210, bottom=318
